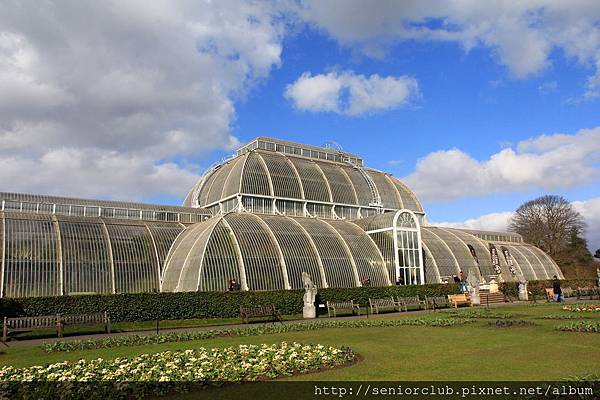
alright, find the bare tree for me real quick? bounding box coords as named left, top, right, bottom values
left=508, top=195, right=586, bottom=258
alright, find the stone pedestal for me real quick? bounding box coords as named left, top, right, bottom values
left=303, top=304, right=316, bottom=319
left=489, top=279, right=499, bottom=293
left=470, top=292, right=481, bottom=306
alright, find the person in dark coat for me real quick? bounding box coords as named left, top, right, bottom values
left=501, top=282, right=512, bottom=303
left=552, top=275, right=564, bottom=302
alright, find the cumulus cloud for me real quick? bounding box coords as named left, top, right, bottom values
left=0, top=0, right=284, bottom=201
left=284, top=71, right=418, bottom=115
left=433, top=212, right=514, bottom=232
left=297, top=1, right=600, bottom=95
left=404, top=126, right=600, bottom=201
left=538, top=81, right=558, bottom=94
left=433, top=197, right=600, bottom=253
left=572, top=198, right=600, bottom=254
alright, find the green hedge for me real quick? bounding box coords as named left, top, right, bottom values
left=0, top=279, right=595, bottom=322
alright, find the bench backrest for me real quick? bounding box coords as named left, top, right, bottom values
left=449, top=294, right=468, bottom=301
left=61, top=312, right=106, bottom=325
left=327, top=301, right=355, bottom=309
left=398, top=296, right=421, bottom=305
left=4, top=315, right=57, bottom=330
left=240, top=305, right=274, bottom=316
left=429, top=296, right=449, bottom=305
left=369, top=298, right=395, bottom=307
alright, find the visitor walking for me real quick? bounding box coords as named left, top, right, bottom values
left=501, top=282, right=512, bottom=303
left=552, top=275, right=564, bottom=302
left=459, top=271, right=467, bottom=294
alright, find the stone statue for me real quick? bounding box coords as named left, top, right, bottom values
left=466, top=267, right=481, bottom=306
left=302, top=272, right=317, bottom=319
left=518, top=276, right=529, bottom=301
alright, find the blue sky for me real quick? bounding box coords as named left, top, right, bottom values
left=1, top=1, right=599, bottom=250
left=217, top=21, right=600, bottom=238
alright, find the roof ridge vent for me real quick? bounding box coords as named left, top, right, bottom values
left=345, top=161, right=382, bottom=208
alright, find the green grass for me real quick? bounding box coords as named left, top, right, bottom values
left=2, top=303, right=599, bottom=382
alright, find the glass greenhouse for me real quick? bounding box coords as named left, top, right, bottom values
left=0, top=137, right=562, bottom=297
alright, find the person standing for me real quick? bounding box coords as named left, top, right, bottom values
left=459, top=271, right=467, bottom=294
left=501, top=282, right=512, bottom=303
left=552, top=275, right=564, bottom=302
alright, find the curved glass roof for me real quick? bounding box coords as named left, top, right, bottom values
left=420, top=226, right=562, bottom=282
left=0, top=211, right=184, bottom=298
left=162, top=212, right=390, bottom=292
left=184, top=150, right=424, bottom=213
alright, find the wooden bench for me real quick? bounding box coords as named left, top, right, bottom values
left=326, top=301, right=360, bottom=318
left=448, top=294, right=471, bottom=308
left=60, top=312, right=111, bottom=336
left=3, top=315, right=59, bottom=342
left=577, top=287, right=600, bottom=300
left=369, top=297, right=401, bottom=314
left=562, top=287, right=575, bottom=298
left=397, top=296, right=426, bottom=312
left=3, top=312, right=111, bottom=342
left=426, top=296, right=450, bottom=311
left=239, top=305, right=282, bottom=324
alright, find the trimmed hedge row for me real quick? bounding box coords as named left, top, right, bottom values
left=0, top=279, right=595, bottom=322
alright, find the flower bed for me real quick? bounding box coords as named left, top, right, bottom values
left=1, top=342, right=355, bottom=399
left=487, top=319, right=536, bottom=328
left=562, top=304, right=600, bottom=312
left=555, top=321, right=600, bottom=333
left=538, top=314, right=585, bottom=320
left=447, top=309, right=514, bottom=319
left=42, top=317, right=473, bottom=353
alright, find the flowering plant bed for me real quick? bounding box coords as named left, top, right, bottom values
left=538, top=314, right=586, bottom=320
left=0, top=342, right=355, bottom=399
left=562, top=304, right=600, bottom=312
left=555, top=321, right=600, bottom=333
left=42, top=317, right=473, bottom=353
left=487, top=319, right=536, bottom=328
left=447, top=309, right=515, bottom=319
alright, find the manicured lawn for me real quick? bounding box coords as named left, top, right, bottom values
left=1, top=303, right=599, bottom=383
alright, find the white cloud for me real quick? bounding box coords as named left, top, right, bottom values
left=0, top=148, right=199, bottom=200
left=572, top=198, right=600, bottom=254
left=404, top=126, right=600, bottom=201
left=538, top=81, right=558, bottom=94
left=285, top=71, right=418, bottom=115
left=432, top=197, right=600, bottom=253
left=433, top=211, right=514, bottom=232
left=297, top=1, right=600, bottom=95
left=0, top=0, right=285, bottom=201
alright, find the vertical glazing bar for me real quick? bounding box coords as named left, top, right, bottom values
left=51, top=215, right=64, bottom=295
left=0, top=213, right=4, bottom=298
left=391, top=211, right=400, bottom=284
left=222, top=218, right=247, bottom=291
left=254, top=215, right=290, bottom=289
left=99, top=219, right=116, bottom=293
left=144, top=223, right=162, bottom=291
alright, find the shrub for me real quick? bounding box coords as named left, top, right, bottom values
left=0, top=284, right=459, bottom=322
left=0, top=279, right=594, bottom=323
